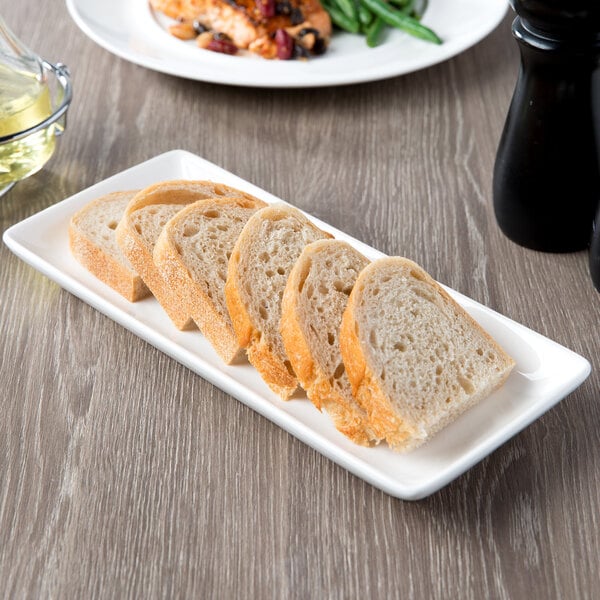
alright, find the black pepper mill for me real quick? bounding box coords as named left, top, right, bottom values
left=590, top=205, right=600, bottom=290
left=493, top=0, right=600, bottom=252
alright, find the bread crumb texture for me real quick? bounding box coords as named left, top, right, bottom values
left=344, top=257, right=515, bottom=452
left=228, top=205, right=331, bottom=398
left=282, top=239, right=380, bottom=445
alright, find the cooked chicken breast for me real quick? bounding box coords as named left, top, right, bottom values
left=150, top=0, right=331, bottom=58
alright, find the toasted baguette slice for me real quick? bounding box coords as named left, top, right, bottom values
left=340, top=257, right=515, bottom=452
left=281, top=240, right=380, bottom=446
left=69, top=191, right=151, bottom=302
left=153, top=196, right=267, bottom=363
left=226, top=204, right=332, bottom=399
left=115, top=180, right=261, bottom=330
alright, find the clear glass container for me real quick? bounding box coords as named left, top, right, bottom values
left=0, top=15, right=72, bottom=196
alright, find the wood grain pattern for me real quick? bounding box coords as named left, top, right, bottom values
left=1, top=2, right=599, bottom=598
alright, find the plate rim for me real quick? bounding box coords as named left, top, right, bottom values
left=3, top=149, right=591, bottom=500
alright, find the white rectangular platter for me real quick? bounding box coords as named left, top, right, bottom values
left=3, top=150, right=591, bottom=500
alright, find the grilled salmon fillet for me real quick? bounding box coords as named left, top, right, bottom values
left=150, top=0, right=331, bottom=58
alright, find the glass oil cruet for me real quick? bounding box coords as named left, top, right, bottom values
left=0, top=15, right=71, bottom=195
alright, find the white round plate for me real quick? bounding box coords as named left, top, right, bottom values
left=66, top=0, right=509, bottom=88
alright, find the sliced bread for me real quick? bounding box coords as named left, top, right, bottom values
left=153, top=196, right=267, bottom=363
left=225, top=204, right=332, bottom=399
left=281, top=240, right=380, bottom=446
left=340, top=257, right=515, bottom=452
left=69, top=190, right=151, bottom=302
left=115, top=179, right=261, bottom=330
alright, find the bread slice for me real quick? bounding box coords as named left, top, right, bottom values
left=281, top=240, right=380, bottom=446
left=69, top=190, right=151, bottom=302
left=225, top=204, right=332, bottom=399
left=340, top=257, right=515, bottom=452
left=153, top=196, right=267, bottom=363
left=115, top=180, right=261, bottom=330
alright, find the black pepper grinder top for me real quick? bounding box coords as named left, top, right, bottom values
left=493, top=0, right=600, bottom=253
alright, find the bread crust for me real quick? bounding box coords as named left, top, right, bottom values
left=281, top=259, right=375, bottom=445
left=69, top=191, right=150, bottom=302
left=115, top=180, right=261, bottom=331
left=340, top=257, right=515, bottom=452
left=340, top=290, right=414, bottom=449
left=225, top=204, right=331, bottom=400
left=69, top=225, right=150, bottom=302
left=280, top=285, right=318, bottom=402
left=153, top=196, right=267, bottom=364
left=226, top=243, right=298, bottom=399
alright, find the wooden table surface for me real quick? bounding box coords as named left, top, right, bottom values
left=1, top=1, right=599, bottom=598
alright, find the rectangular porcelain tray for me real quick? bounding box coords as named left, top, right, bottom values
left=3, top=150, right=591, bottom=500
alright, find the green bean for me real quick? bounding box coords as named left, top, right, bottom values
left=359, top=0, right=441, bottom=43
left=324, top=2, right=360, bottom=33
left=366, top=16, right=386, bottom=47
left=333, top=0, right=359, bottom=21
left=357, top=2, right=374, bottom=27
left=387, top=0, right=410, bottom=7
left=324, top=0, right=438, bottom=47
left=389, top=0, right=415, bottom=13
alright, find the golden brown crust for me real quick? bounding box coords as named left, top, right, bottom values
left=224, top=204, right=332, bottom=400
left=69, top=225, right=150, bottom=303
left=281, top=267, right=376, bottom=446
left=225, top=243, right=298, bottom=399
left=119, top=179, right=260, bottom=216
left=153, top=196, right=267, bottom=364
left=224, top=246, right=254, bottom=349
left=339, top=292, right=365, bottom=398
left=339, top=290, right=413, bottom=448
left=340, top=257, right=515, bottom=452
left=246, top=337, right=298, bottom=399
left=116, top=206, right=194, bottom=330
left=280, top=280, right=319, bottom=403
left=115, top=180, right=261, bottom=331
left=69, top=191, right=151, bottom=303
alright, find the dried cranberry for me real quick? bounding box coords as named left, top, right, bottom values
left=275, top=29, right=294, bottom=60
left=258, top=0, right=276, bottom=18
left=206, top=38, right=238, bottom=55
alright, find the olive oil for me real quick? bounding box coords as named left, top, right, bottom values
left=0, top=64, right=56, bottom=187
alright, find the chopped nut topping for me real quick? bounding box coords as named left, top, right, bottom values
left=168, top=21, right=197, bottom=40
left=196, top=31, right=215, bottom=48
